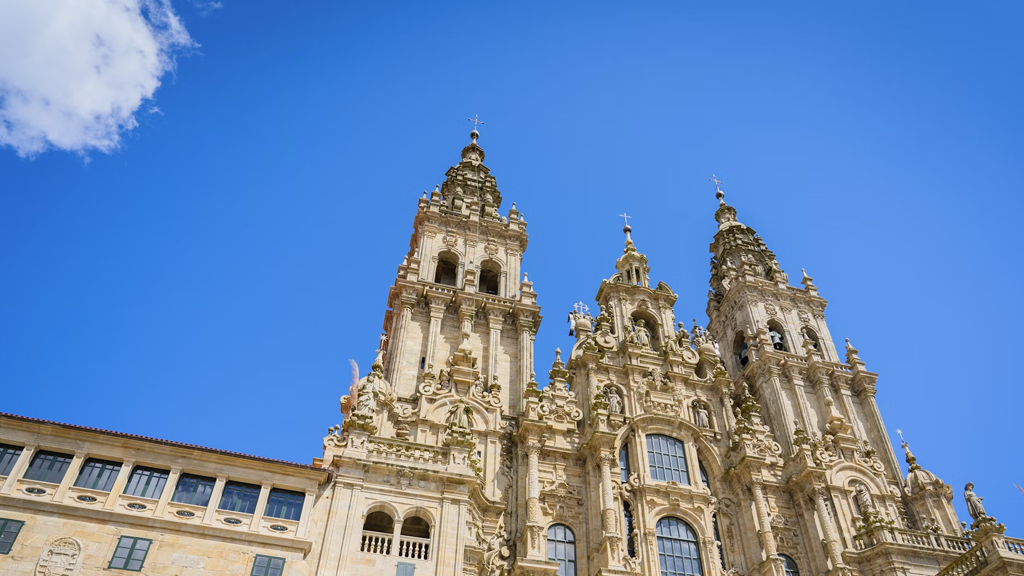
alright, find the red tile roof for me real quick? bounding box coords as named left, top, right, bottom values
left=0, top=412, right=327, bottom=474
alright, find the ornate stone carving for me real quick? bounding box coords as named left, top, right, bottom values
left=36, top=537, right=83, bottom=576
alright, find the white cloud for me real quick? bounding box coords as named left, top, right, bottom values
left=0, top=0, right=194, bottom=157
left=193, top=1, right=222, bottom=16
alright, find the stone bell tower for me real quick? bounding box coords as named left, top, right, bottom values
left=379, top=127, right=542, bottom=417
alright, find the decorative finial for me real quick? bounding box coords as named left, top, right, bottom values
left=619, top=213, right=634, bottom=250
left=710, top=174, right=725, bottom=204
left=555, top=348, right=562, bottom=362
left=896, top=428, right=920, bottom=470
left=468, top=115, right=484, bottom=142
left=573, top=301, right=589, bottom=314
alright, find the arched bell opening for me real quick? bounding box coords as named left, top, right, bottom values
left=733, top=331, right=748, bottom=369
left=478, top=260, right=501, bottom=296
left=766, top=319, right=789, bottom=352
left=434, top=251, right=459, bottom=287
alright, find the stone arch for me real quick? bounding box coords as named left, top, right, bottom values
left=363, top=501, right=400, bottom=523
left=766, top=319, right=789, bottom=352
left=628, top=307, right=661, bottom=351
left=399, top=505, right=437, bottom=526
left=733, top=330, right=749, bottom=370
left=434, top=250, right=460, bottom=287
left=478, top=259, right=502, bottom=296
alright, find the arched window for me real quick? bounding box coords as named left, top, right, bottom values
left=546, top=524, right=576, bottom=576
left=801, top=327, right=820, bottom=352
left=646, top=435, right=689, bottom=484
left=361, top=511, right=394, bottom=555
left=656, top=517, right=703, bottom=576
left=399, top=515, right=431, bottom=560
left=479, top=260, right=501, bottom=295
left=623, top=501, right=637, bottom=558
left=619, top=444, right=631, bottom=483
left=781, top=554, right=800, bottom=576
left=734, top=332, right=748, bottom=368
left=767, top=320, right=788, bottom=352
left=434, top=252, right=459, bottom=286
left=712, top=513, right=725, bottom=569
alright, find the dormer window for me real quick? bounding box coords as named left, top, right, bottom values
left=479, top=260, right=500, bottom=295
left=434, top=252, right=459, bottom=287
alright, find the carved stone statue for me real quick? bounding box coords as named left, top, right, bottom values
left=446, top=403, right=473, bottom=432
left=695, top=403, right=710, bottom=428
left=855, top=484, right=875, bottom=515
left=474, top=375, right=489, bottom=396
left=627, top=319, right=652, bottom=349
left=355, top=380, right=376, bottom=415
left=605, top=386, right=623, bottom=414
left=964, top=483, right=988, bottom=522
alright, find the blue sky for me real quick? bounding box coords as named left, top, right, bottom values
left=1, top=1, right=1021, bottom=531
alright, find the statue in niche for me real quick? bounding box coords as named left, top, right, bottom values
left=627, top=318, right=652, bottom=349
left=964, top=483, right=989, bottom=522
left=854, top=484, right=875, bottom=515
left=605, top=386, right=623, bottom=414
left=695, top=403, right=710, bottom=428
left=446, top=403, right=473, bottom=432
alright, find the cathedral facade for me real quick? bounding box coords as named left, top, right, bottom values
left=0, top=130, right=1021, bottom=576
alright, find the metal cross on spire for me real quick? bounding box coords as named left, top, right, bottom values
left=896, top=429, right=906, bottom=443
left=709, top=174, right=723, bottom=192
left=574, top=301, right=589, bottom=314
left=619, top=213, right=631, bottom=226
left=468, top=115, right=485, bottom=130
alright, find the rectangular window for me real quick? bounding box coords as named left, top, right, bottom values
left=396, top=562, right=416, bottom=576
left=251, top=554, right=285, bottom=576
left=264, top=488, right=304, bottom=521
left=73, top=459, right=122, bottom=492
left=0, top=518, right=25, bottom=555
left=23, top=451, right=73, bottom=484
left=0, top=445, right=23, bottom=477
left=123, top=467, right=169, bottom=499
left=219, top=481, right=261, bottom=514
left=171, top=474, right=216, bottom=506
left=108, top=536, right=151, bottom=571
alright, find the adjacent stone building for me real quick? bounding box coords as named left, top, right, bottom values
left=2, top=130, right=1021, bottom=576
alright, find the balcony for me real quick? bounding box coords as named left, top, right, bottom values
left=852, top=526, right=971, bottom=554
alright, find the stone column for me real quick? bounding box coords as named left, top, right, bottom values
left=201, top=476, right=227, bottom=525
left=297, top=488, right=316, bottom=538
left=425, top=298, right=447, bottom=369
left=154, top=468, right=181, bottom=516
left=526, top=441, right=541, bottom=524
left=487, top=310, right=505, bottom=384
left=517, top=313, right=536, bottom=413
left=0, top=444, right=35, bottom=494
left=599, top=453, right=617, bottom=534
left=385, top=293, right=417, bottom=383
left=391, top=518, right=404, bottom=556
left=52, top=452, right=86, bottom=502
left=102, top=459, right=134, bottom=510
left=814, top=486, right=845, bottom=568
left=750, top=477, right=778, bottom=557
left=248, top=482, right=273, bottom=532
left=765, top=366, right=795, bottom=453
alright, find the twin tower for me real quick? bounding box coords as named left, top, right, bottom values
left=319, top=129, right=991, bottom=576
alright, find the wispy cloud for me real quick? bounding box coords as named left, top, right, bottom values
left=0, top=0, right=195, bottom=157
left=193, top=1, right=222, bottom=16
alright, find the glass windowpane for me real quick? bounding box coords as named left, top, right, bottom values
left=23, top=451, right=73, bottom=484
left=124, top=467, right=169, bottom=499
left=0, top=445, right=23, bottom=477
left=171, top=474, right=216, bottom=506
left=546, top=524, right=577, bottom=576
left=656, top=517, right=702, bottom=576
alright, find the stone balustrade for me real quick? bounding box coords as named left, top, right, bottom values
left=852, top=526, right=971, bottom=554
left=397, top=535, right=431, bottom=560
left=360, top=531, right=392, bottom=555
left=1005, top=537, right=1024, bottom=556
left=935, top=545, right=987, bottom=576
